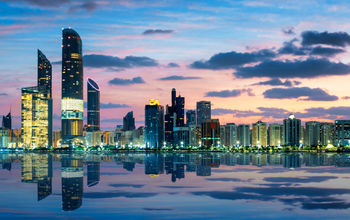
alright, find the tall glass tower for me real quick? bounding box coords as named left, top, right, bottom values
left=61, top=28, right=84, bottom=140
left=38, top=50, right=52, bottom=147
left=87, top=78, right=100, bottom=131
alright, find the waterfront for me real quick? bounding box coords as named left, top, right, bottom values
left=0, top=152, right=350, bottom=219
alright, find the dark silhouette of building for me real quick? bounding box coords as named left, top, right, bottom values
left=2, top=112, right=11, bottom=130
left=145, top=99, right=164, bottom=149
left=87, top=78, right=100, bottom=131
left=201, top=119, right=220, bottom=148
left=164, top=88, right=185, bottom=146
left=123, top=111, right=135, bottom=131
left=37, top=50, right=52, bottom=147
left=196, top=101, right=211, bottom=126
left=61, top=28, right=84, bottom=140
left=186, top=110, right=196, bottom=126
left=283, top=114, right=301, bottom=146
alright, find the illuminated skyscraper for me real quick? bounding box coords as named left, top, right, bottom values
left=252, top=121, right=267, bottom=147
left=268, top=124, right=282, bottom=147
left=224, top=123, right=237, bottom=147
left=61, top=28, right=84, bottom=140
left=320, top=122, right=334, bottom=146
left=283, top=114, right=301, bottom=146
left=196, top=101, right=211, bottom=126
left=21, top=87, right=49, bottom=148
left=37, top=50, right=52, bottom=147
left=145, top=99, right=164, bottom=149
left=237, top=124, right=250, bottom=147
left=305, top=121, right=320, bottom=146
left=87, top=78, right=100, bottom=131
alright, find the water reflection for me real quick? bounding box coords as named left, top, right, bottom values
left=1, top=152, right=350, bottom=218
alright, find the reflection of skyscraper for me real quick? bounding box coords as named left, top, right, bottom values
left=61, top=156, right=83, bottom=211
left=21, top=154, right=52, bottom=200
left=145, top=99, right=164, bottom=149
left=196, top=101, right=211, bottom=126
left=123, top=161, right=135, bottom=172
left=87, top=162, right=100, bottom=187
left=21, top=87, right=50, bottom=148
left=145, top=154, right=164, bottom=175
left=61, top=28, right=84, bottom=140
left=123, top=111, right=135, bottom=131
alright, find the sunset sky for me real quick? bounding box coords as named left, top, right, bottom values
left=2, top=0, right=350, bottom=130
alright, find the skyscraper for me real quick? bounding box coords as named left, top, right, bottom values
left=334, top=120, right=350, bottom=147
left=283, top=114, right=301, bottom=146
left=268, top=124, right=282, bottom=147
left=305, top=121, right=320, bottom=146
left=252, top=121, right=267, bottom=147
left=37, top=49, right=52, bottom=97
left=21, top=87, right=50, bottom=148
left=201, top=119, right=220, bottom=148
left=87, top=78, right=100, bottom=131
left=224, top=123, right=237, bottom=147
left=123, top=111, right=135, bottom=131
left=320, top=122, right=334, bottom=146
left=164, top=88, right=185, bottom=146
left=237, top=124, right=250, bottom=147
left=145, top=99, right=164, bottom=149
left=2, top=112, right=11, bottom=130
left=61, top=28, right=84, bottom=140
left=186, top=110, right=196, bottom=126
left=37, top=50, right=52, bottom=147
left=196, top=101, right=211, bottom=126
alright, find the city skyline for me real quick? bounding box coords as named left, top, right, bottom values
left=3, top=1, right=350, bottom=131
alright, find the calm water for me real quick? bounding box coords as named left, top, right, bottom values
left=1, top=152, right=350, bottom=219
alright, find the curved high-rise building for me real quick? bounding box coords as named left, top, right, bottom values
left=38, top=49, right=52, bottom=147
left=61, top=28, right=84, bottom=139
left=87, top=78, right=100, bottom=131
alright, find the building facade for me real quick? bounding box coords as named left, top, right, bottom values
left=196, top=101, right=211, bottom=126
left=268, top=124, right=282, bottom=147
left=123, top=111, right=135, bottom=131
left=252, top=121, right=267, bottom=147
left=61, top=28, right=84, bottom=140
left=305, top=121, right=320, bottom=146
left=21, top=87, right=50, bottom=148
left=201, top=119, right=220, bottom=148
left=283, top=114, right=301, bottom=146
left=87, top=78, right=100, bottom=132
left=237, top=124, right=250, bottom=147
left=334, top=120, right=350, bottom=147
left=145, top=99, right=164, bottom=149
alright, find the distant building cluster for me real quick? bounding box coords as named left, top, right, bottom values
left=0, top=28, right=350, bottom=149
